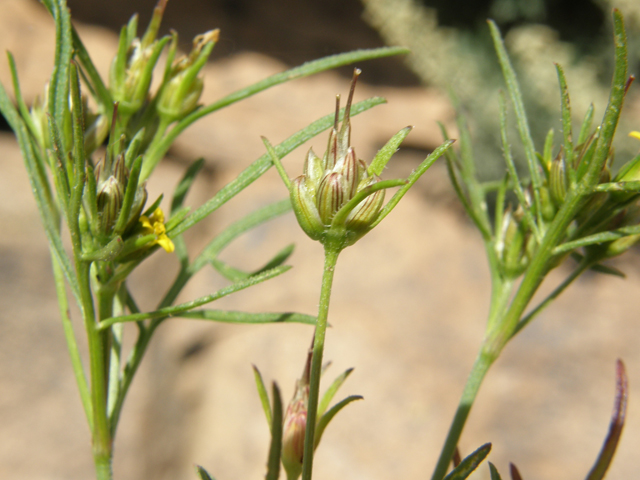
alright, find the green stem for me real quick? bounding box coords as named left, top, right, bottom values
left=79, top=262, right=112, bottom=480
left=301, top=246, right=341, bottom=480
left=94, top=455, right=113, bottom=480
left=430, top=353, right=494, bottom=480
left=429, top=276, right=512, bottom=480
left=51, top=253, right=93, bottom=430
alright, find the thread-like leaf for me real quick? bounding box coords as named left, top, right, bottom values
left=142, top=47, right=408, bottom=176
left=443, top=443, right=492, bottom=480
left=488, top=19, right=542, bottom=232
left=266, top=383, right=283, bottom=480
left=253, top=365, right=272, bottom=430
left=314, top=395, right=363, bottom=448
left=194, top=465, right=216, bottom=480
left=584, top=359, right=628, bottom=480
left=317, top=368, right=354, bottom=418
left=179, top=310, right=316, bottom=325
left=488, top=462, right=503, bottom=480
left=98, top=266, right=291, bottom=329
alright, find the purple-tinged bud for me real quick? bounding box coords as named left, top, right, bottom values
left=317, top=172, right=347, bottom=225
left=97, top=176, right=123, bottom=234
left=335, top=147, right=360, bottom=199
left=281, top=380, right=308, bottom=480
left=303, top=148, right=324, bottom=190
left=290, top=176, right=324, bottom=240
left=345, top=186, right=385, bottom=235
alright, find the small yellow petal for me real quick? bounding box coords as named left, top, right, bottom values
left=629, top=131, right=640, bottom=141
left=151, top=208, right=165, bottom=224
left=139, top=215, right=152, bottom=231
left=156, top=234, right=175, bottom=253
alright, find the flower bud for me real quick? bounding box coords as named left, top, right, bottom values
left=317, top=172, right=347, bottom=225
left=290, top=176, right=324, bottom=240
left=345, top=179, right=385, bottom=235
left=157, top=30, right=219, bottom=123
left=500, top=207, right=530, bottom=278
left=303, top=148, right=324, bottom=192
left=286, top=69, right=418, bottom=248
left=549, top=152, right=569, bottom=207
left=281, top=380, right=308, bottom=480
left=539, top=185, right=556, bottom=222
left=97, top=176, right=123, bottom=234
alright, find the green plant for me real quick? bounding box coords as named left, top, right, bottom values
left=2, top=1, right=637, bottom=480
left=0, top=1, right=407, bottom=478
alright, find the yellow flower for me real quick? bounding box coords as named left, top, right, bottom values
left=139, top=208, right=175, bottom=253
left=630, top=131, right=640, bottom=141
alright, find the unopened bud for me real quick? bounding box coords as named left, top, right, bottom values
left=549, top=152, right=569, bottom=207
left=290, top=176, right=324, bottom=240
left=317, top=172, right=347, bottom=225
left=97, top=176, right=123, bottom=234
left=303, top=148, right=324, bottom=189
left=281, top=383, right=308, bottom=480
left=345, top=180, right=385, bottom=235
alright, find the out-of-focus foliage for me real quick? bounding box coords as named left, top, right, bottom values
left=362, top=0, right=640, bottom=180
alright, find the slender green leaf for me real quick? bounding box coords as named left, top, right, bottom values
left=444, top=443, right=492, bottom=480
left=171, top=158, right=205, bottom=214
left=553, top=224, right=640, bottom=255
left=439, top=122, right=489, bottom=239
left=317, top=368, right=354, bottom=418
left=194, top=465, right=216, bottom=480
left=178, top=310, right=316, bottom=325
left=142, top=47, right=409, bottom=175
left=582, top=10, right=627, bottom=187
left=585, top=360, right=628, bottom=480
left=210, top=243, right=296, bottom=282
left=593, top=180, right=640, bottom=194
left=253, top=365, right=273, bottom=431
left=98, top=266, right=291, bottom=329
left=577, top=104, right=595, bottom=146
left=555, top=64, right=574, bottom=168
left=0, top=81, right=79, bottom=299
left=141, top=194, right=164, bottom=218
left=262, top=136, right=292, bottom=188
left=208, top=258, right=248, bottom=282
left=314, top=395, right=363, bottom=448
left=494, top=174, right=508, bottom=241
left=266, top=383, right=283, bottom=480
left=71, top=27, right=113, bottom=109
left=47, top=0, right=73, bottom=130
left=498, top=92, right=540, bottom=241
left=368, top=126, right=413, bottom=177
left=47, top=115, right=71, bottom=212
left=251, top=243, right=296, bottom=276
left=332, top=178, right=407, bottom=227
left=68, top=62, right=86, bottom=257
left=6, top=52, right=39, bottom=139
left=488, top=20, right=542, bottom=232
left=488, top=462, right=503, bottom=480
left=170, top=97, right=386, bottom=238
left=51, top=254, right=92, bottom=430
left=114, top=154, right=143, bottom=235
left=372, top=140, right=454, bottom=228
left=191, top=199, right=293, bottom=272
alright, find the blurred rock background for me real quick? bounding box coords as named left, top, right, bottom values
left=0, top=0, right=639, bottom=479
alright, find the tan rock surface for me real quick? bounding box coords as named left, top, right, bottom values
left=1, top=2, right=639, bottom=480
